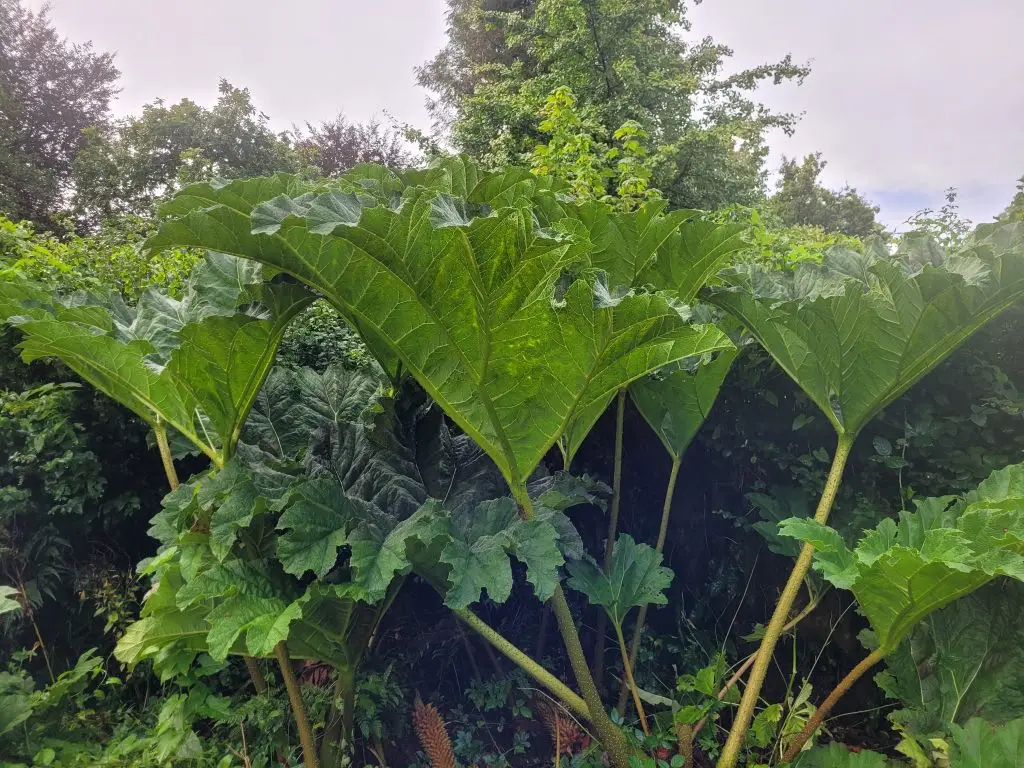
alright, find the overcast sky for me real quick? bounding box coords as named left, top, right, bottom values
left=30, top=0, right=1024, bottom=230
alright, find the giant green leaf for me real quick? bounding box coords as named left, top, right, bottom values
left=147, top=164, right=732, bottom=488
left=649, top=218, right=748, bottom=302
left=630, top=346, right=738, bottom=459
left=0, top=253, right=313, bottom=464
left=566, top=533, right=673, bottom=629
left=705, top=225, right=1024, bottom=437
left=780, top=462, right=1024, bottom=654
left=878, top=580, right=1024, bottom=735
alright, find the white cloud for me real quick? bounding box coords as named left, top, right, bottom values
left=690, top=0, right=1024, bottom=225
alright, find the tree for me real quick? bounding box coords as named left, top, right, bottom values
left=293, top=114, right=416, bottom=176
left=768, top=153, right=882, bottom=238
left=417, top=0, right=809, bottom=210
left=72, top=80, right=297, bottom=225
left=999, top=175, right=1024, bottom=223
left=0, top=0, right=119, bottom=226
left=903, top=187, right=972, bottom=250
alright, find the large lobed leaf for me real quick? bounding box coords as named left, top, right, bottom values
left=347, top=471, right=604, bottom=607
left=705, top=226, right=1024, bottom=437
left=780, top=462, right=1024, bottom=654
left=791, top=744, right=900, bottom=767
left=119, top=364, right=417, bottom=676
left=878, top=580, right=1024, bottom=735
left=948, top=716, right=1024, bottom=768
left=115, top=560, right=375, bottom=671
left=146, top=161, right=733, bottom=488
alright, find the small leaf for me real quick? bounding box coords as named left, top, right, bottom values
left=0, top=585, right=22, bottom=616
left=792, top=413, right=814, bottom=431
left=566, top=534, right=673, bottom=628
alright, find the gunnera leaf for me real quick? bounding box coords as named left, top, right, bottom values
left=705, top=226, right=1024, bottom=437
left=0, top=252, right=313, bottom=464
left=878, top=580, right=1024, bottom=735
left=780, top=462, right=1024, bottom=655
left=146, top=161, right=733, bottom=489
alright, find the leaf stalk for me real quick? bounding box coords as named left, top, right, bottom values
left=274, top=641, right=319, bottom=768
left=619, top=453, right=681, bottom=711
left=781, top=648, right=885, bottom=762
left=717, top=433, right=853, bottom=768
left=593, top=387, right=627, bottom=689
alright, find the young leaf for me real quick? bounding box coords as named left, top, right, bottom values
left=0, top=585, right=23, bottom=616
left=566, top=534, right=673, bottom=628
left=706, top=226, right=1024, bottom=437
left=780, top=462, right=1024, bottom=654
left=440, top=498, right=565, bottom=607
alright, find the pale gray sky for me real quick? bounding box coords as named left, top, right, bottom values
left=30, top=0, right=1024, bottom=229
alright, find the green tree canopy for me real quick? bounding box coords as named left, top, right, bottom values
left=999, top=175, right=1024, bottom=223
left=768, top=153, right=882, bottom=238
left=0, top=0, right=119, bottom=226
left=293, top=114, right=416, bottom=177
left=417, top=0, right=809, bottom=210
left=72, top=80, right=298, bottom=226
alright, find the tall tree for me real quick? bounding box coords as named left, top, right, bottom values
left=0, top=0, right=119, bottom=226
left=72, top=80, right=297, bottom=226
left=418, top=0, right=809, bottom=210
left=768, top=152, right=882, bottom=238
left=293, top=114, right=416, bottom=177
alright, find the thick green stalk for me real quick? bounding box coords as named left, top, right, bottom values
left=154, top=421, right=180, bottom=490
left=551, top=585, right=632, bottom=768
left=320, top=667, right=354, bottom=767
left=512, top=485, right=631, bottom=768
left=717, top=434, right=853, bottom=768
left=618, top=454, right=681, bottom=711
left=455, top=607, right=589, bottom=720
left=275, top=642, right=319, bottom=768
left=782, top=649, right=885, bottom=762
left=244, top=657, right=268, bottom=694
left=593, top=388, right=627, bottom=689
